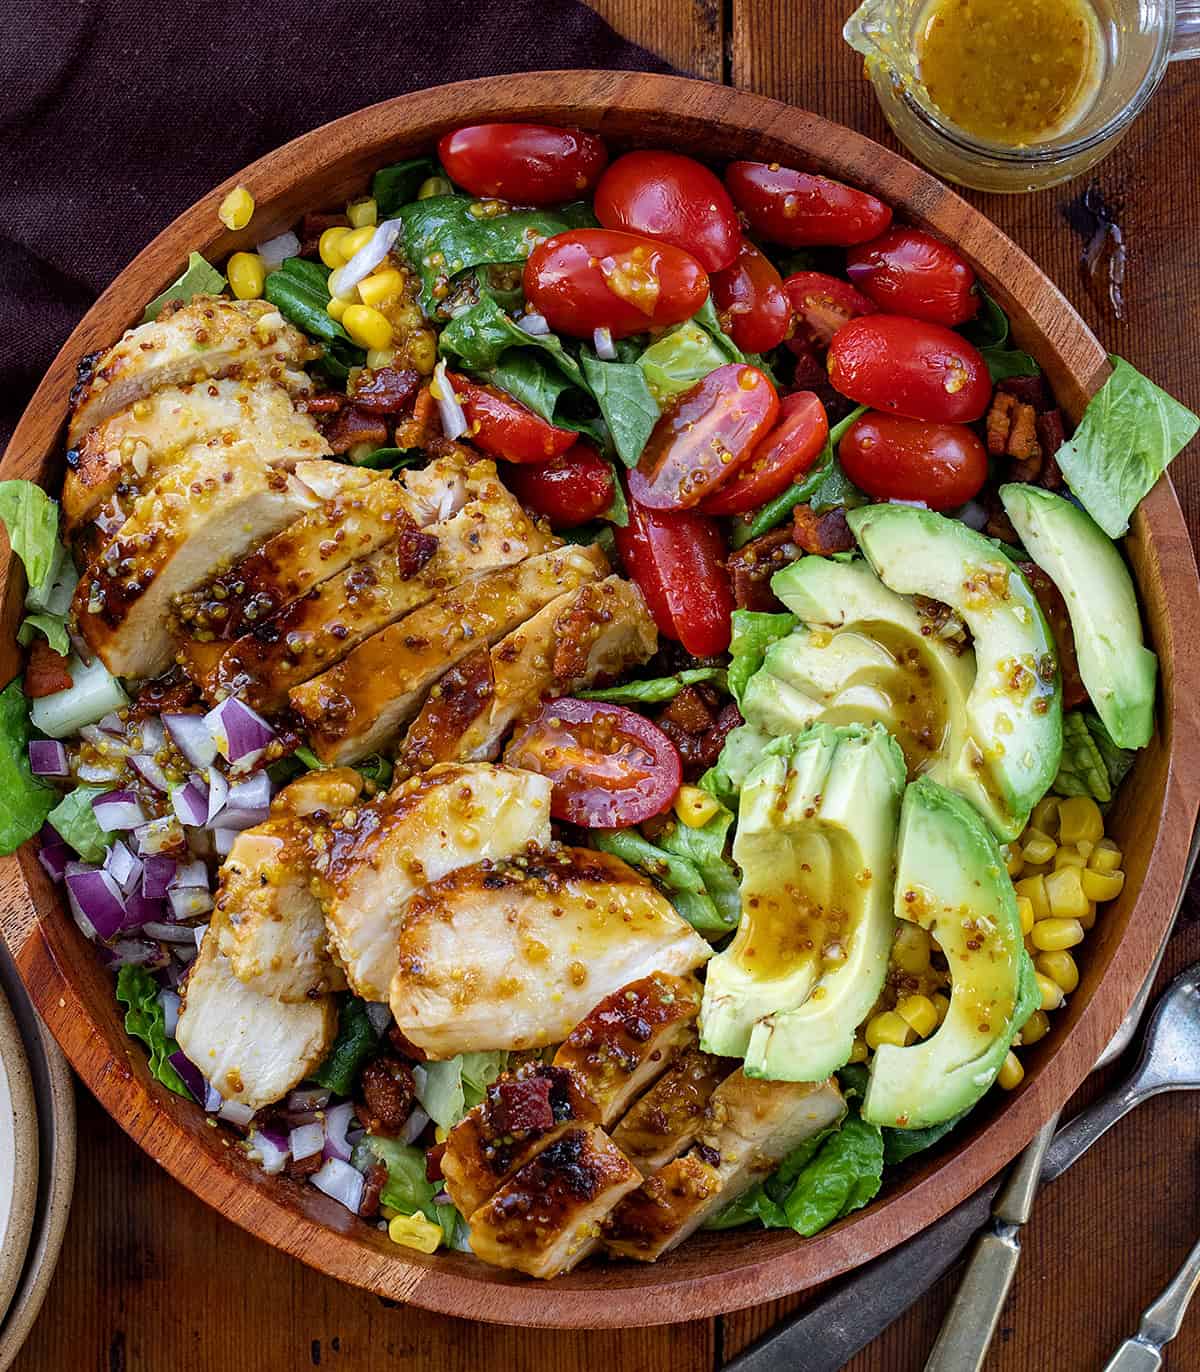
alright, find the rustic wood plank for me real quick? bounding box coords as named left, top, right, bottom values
left=588, top=0, right=723, bottom=80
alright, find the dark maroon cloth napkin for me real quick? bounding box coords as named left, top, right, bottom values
left=0, top=0, right=674, bottom=446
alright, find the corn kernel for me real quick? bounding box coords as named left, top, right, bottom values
left=341, top=225, right=376, bottom=258
left=1032, top=917, right=1085, bottom=953
left=434, top=1124, right=448, bottom=1144
left=1076, top=839, right=1095, bottom=860
left=418, top=174, right=454, bottom=199
left=1016, top=895, right=1035, bottom=936
left=343, top=304, right=394, bottom=351
left=1079, top=902, right=1097, bottom=931
left=896, top=994, right=938, bottom=1039
left=1088, top=839, right=1123, bottom=873
left=1021, top=830, right=1057, bottom=866
left=1003, top=844, right=1024, bottom=879
left=348, top=197, right=378, bottom=228
left=1037, top=949, right=1080, bottom=995
left=1045, top=865, right=1090, bottom=920
left=674, top=785, right=720, bottom=829
left=218, top=185, right=255, bottom=231
left=358, top=267, right=404, bottom=308
left=379, top=1204, right=398, bottom=1221
left=227, top=251, right=266, bottom=301
left=326, top=296, right=349, bottom=322
left=1015, top=874, right=1050, bottom=922
left=387, top=1212, right=442, bottom=1253
left=893, top=921, right=932, bottom=974
left=866, top=1010, right=913, bottom=1050
left=1036, top=972, right=1065, bottom=1011
left=997, top=1051, right=1025, bottom=1090
left=1054, top=845, right=1087, bottom=871
left=1030, top=796, right=1061, bottom=838
left=932, top=991, right=951, bottom=1026
left=849, top=1037, right=868, bottom=1063
left=1058, top=795, right=1104, bottom=846
left=1020, top=1009, right=1051, bottom=1045
left=408, top=330, right=438, bottom=374
left=347, top=441, right=377, bottom=464
left=319, top=226, right=351, bottom=268
left=1082, top=868, right=1125, bottom=903
left=366, top=347, right=398, bottom=369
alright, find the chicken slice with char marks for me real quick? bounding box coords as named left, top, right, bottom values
left=388, top=846, right=712, bottom=1058
left=316, top=763, right=553, bottom=1003
left=73, top=447, right=321, bottom=680
left=610, top=1045, right=734, bottom=1174
left=292, top=544, right=607, bottom=766
left=174, top=934, right=337, bottom=1111
left=466, top=1124, right=642, bottom=1279
left=603, top=1072, right=846, bottom=1261
left=399, top=575, right=658, bottom=771
left=67, top=296, right=319, bottom=445
left=63, top=377, right=327, bottom=534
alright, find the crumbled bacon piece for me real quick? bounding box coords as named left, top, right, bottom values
left=324, top=405, right=390, bottom=455
left=127, top=671, right=200, bottom=720
left=359, top=1055, right=417, bottom=1137
left=358, top=1161, right=387, bottom=1218
left=24, top=640, right=72, bottom=698
left=792, top=503, right=854, bottom=555
left=987, top=391, right=1042, bottom=463
left=997, top=374, right=1052, bottom=412
left=287, top=1151, right=324, bottom=1179
left=425, top=1141, right=447, bottom=1183
left=660, top=684, right=718, bottom=736
left=392, top=386, right=439, bottom=453
left=656, top=690, right=744, bottom=781
left=395, top=526, right=439, bottom=580
left=350, top=367, right=422, bottom=415
left=488, top=1075, right=556, bottom=1134
left=1018, top=561, right=1087, bottom=709
left=726, top=527, right=797, bottom=612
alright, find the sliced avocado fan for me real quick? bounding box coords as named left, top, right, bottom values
left=862, top=776, right=1039, bottom=1131
left=700, top=721, right=906, bottom=1079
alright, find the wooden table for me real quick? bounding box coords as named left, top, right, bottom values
left=12, top=5, right=1200, bottom=1370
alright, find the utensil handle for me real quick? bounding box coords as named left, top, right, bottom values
left=1101, top=1237, right=1200, bottom=1371
left=1040, top=1078, right=1144, bottom=1182
left=1171, top=2, right=1200, bottom=61
left=921, top=1229, right=1020, bottom=1372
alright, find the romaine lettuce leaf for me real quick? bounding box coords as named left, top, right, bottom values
left=1087, top=712, right=1136, bottom=793
left=116, top=965, right=194, bottom=1099
left=0, top=677, right=55, bottom=855
left=415, top=1050, right=509, bottom=1128
left=578, top=352, right=659, bottom=467
left=0, top=480, right=62, bottom=595
left=637, top=321, right=731, bottom=402
left=311, top=995, right=380, bottom=1096
left=366, top=1135, right=453, bottom=1238
left=727, top=610, right=797, bottom=709
left=781, top=1112, right=884, bottom=1235
left=1053, top=710, right=1114, bottom=803
left=142, top=251, right=226, bottom=323
left=577, top=667, right=725, bottom=704
left=371, top=157, right=436, bottom=217
left=18, top=612, right=69, bottom=656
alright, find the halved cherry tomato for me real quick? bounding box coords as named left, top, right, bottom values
left=594, top=151, right=741, bottom=272
left=627, top=363, right=779, bottom=510
left=845, top=226, right=980, bottom=326
left=614, top=497, right=734, bottom=656
left=711, top=240, right=791, bottom=353
left=699, top=392, right=829, bottom=515
left=524, top=229, right=709, bottom=340
left=725, top=162, right=893, bottom=247
left=784, top=271, right=878, bottom=352
left=827, top=315, right=992, bottom=423
left=504, top=697, right=682, bottom=827
left=437, top=124, right=608, bottom=205
left=501, top=443, right=614, bottom=527
left=445, top=372, right=576, bottom=463
left=839, top=411, right=988, bottom=510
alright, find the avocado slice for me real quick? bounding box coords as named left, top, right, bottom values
left=862, top=776, right=1039, bottom=1130
left=999, top=484, right=1156, bottom=749
left=847, top=505, right=1062, bottom=841
left=700, top=722, right=905, bottom=1076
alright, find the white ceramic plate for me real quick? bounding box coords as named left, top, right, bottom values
left=0, top=978, right=38, bottom=1332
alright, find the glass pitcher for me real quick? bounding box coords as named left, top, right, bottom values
left=844, top=0, right=1200, bottom=192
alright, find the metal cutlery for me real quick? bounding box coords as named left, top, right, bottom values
left=1102, top=1232, right=1200, bottom=1371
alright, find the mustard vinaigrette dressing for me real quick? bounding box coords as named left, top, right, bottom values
left=915, top=0, right=1105, bottom=145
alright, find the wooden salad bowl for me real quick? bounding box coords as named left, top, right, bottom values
left=0, top=71, right=1198, bottom=1330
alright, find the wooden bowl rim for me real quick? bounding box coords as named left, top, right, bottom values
left=2, top=70, right=1199, bottom=1329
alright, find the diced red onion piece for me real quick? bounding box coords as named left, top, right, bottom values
left=93, top=790, right=147, bottom=833
left=227, top=772, right=271, bottom=811
left=327, top=218, right=402, bottom=297
left=322, top=1101, right=356, bottom=1163
left=397, top=1105, right=430, bottom=1146
left=170, top=859, right=209, bottom=891
left=203, top=1078, right=223, bottom=1112
left=109, top=938, right=168, bottom=968
left=256, top=230, right=301, bottom=268
left=204, top=697, right=275, bottom=768
left=212, top=828, right=240, bottom=856
left=206, top=765, right=229, bottom=825
left=77, top=760, right=125, bottom=785
left=166, top=1050, right=207, bottom=1103
left=249, top=1126, right=290, bottom=1175
left=38, top=842, right=71, bottom=882
left=97, top=712, right=125, bottom=735
left=141, top=855, right=176, bottom=900
left=432, top=359, right=468, bottom=441
left=289, top=1121, right=325, bottom=1161
left=66, top=884, right=99, bottom=941
left=104, top=839, right=143, bottom=894
left=364, top=1002, right=392, bottom=1036
left=65, top=867, right=126, bottom=940
left=288, top=1086, right=332, bottom=1112
left=164, top=713, right=218, bottom=768
left=311, top=1157, right=365, bottom=1215
left=171, top=779, right=209, bottom=828
left=142, top=920, right=200, bottom=944
left=172, top=942, right=198, bottom=965
left=29, top=739, right=68, bottom=776
left=133, top=815, right=185, bottom=855
left=132, top=717, right=165, bottom=755
left=593, top=326, right=616, bottom=360
left=192, top=924, right=209, bottom=952
left=130, top=753, right=171, bottom=792
left=157, top=988, right=181, bottom=1037
left=167, top=887, right=213, bottom=920
left=518, top=312, right=551, bottom=336
left=215, top=808, right=269, bottom=834
left=218, top=1098, right=255, bottom=1128
left=79, top=724, right=136, bottom=758
left=122, top=887, right=165, bottom=931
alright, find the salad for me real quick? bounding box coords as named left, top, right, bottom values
left=1, top=121, right=1196, bottom=1278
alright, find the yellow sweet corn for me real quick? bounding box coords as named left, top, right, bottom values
left=892, top=922, right=932, bottom=974
left=866, top=1010, right=913, bottom=1050
left=1079, top=902, right=1097, bottom=931
left=319, top=226, right=351, bottom=269
left=1036, top=972, right=1065, bottom=1010
left=849, top=1037, right=868, bottom=1064
left=1021, top=830, right=1057, bottom=865
left=348, top=197, right=378, bottom=228
left=1031, top=917, right=1085, bottom=953
left=1037, top=949, right=1079, bottom=994
left=997, top=1051, right=1025, bottom=1090
left=1054, top=846, right=1087, bottom=871
left=674, top=785, right=720, bottom=829
left=1020, top=1009, right=1050, bottom=1045
left=1058, top=795, right=1104, bottom=846
left=218, top=185, right=254, bottom=231
left=340, top=225, right=376, bottom=258
left=408, top=330, right=438, bottom=374
left=1030, top=795, right=1060, bottom=838
left=1044, top=865, right=1090, bottom=920
left=326, top=296, right=349, bottom=322
left=388, top=1212, right=443, bottom=1254
left=1003, top=843, right=1024, bottom=879
left=1082, top=867, right=1125, bottom=902
left=418, top=174, right=453, bottom=199
left=227, top=252, right=266, bottom=301
left=1015, top=874, right=1050, bottom=922
left=358, top=268, right=404, bottom=309
left=896, top=994, right=938, bottom=1039
left=343, top=305, right=394, bottom=351
left=932, top=992, right=951, bottom=1026
left=1016, top=895, right=1036, bottom=936
left=366, top=347, right=398, bottom=369
left=1088, top=839, right=1123, bottom=873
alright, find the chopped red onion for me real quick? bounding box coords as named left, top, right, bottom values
left=157, top=988, right=181, bottom=1037
left=132, top=717, right=165, bottom=754
left=122, top=887, right=166, bottom=932
left=289, top=1121, right=325, bottom=1161
left=397, top=1105, right=430, bottom=1146
left=432, top=359, right=468, bottom=441
left=80, top=724, right=136, bottom=758
left=212, top=828, right=240, bottom=857
left=256, top=230, right=301, bottom=268
left=322, top=1101, right=356, bottom=1163
left=593, top=326, right=616, bottom=360
left=38, top=842, right=71, bottom=882
left=93, top=790, right=147, bottom=833
left=202, top=1078, right=223, bottom=1112
left=76, top=759, right=125, bottom=785
left=364, top=1002, right=392, bottom=1036
left=169, top=859, right=209, bottom=890
left=204, top=697, right=275, bottom=769
left=171, top=778, right=209, bottom=828
left=327, top=218, right=402, bottom=298
left=167, top=887, right=213, bottom=920
left=109, top=938, right=168, bottom=969
left=97, top=712, right=125, bottom=734
left=957, top=498, right=989, bottom=531
left=65, top=867, right=126, bottom=940
left=311, top=1158, right=365, bottom=1215
left=248, top=1126, right=290, bottom=1175
left=192, top=924, right=209, bottom=952
left=142, top=920, right=200, bottom=944
left=133, top=814, right=185, bottom=855
left=103, top=839, right=143, bottom=894
left=288, top=1086, right=332, bottom=1112
left=166, top=1050, right=206, bottom=1103
left=164, top=712, right=218, bottom=768
left=518, top=312, right=551, bottom=336
left=206, top=765, right=229, bottom=824
left=141, top=855, right=176, bottom=900
left=130, top=753, right=171, bottom=792
left=218, top=1098, right=255, bottom=1128
left=228, top=772, right=271, bottom=811
left=172, top=942, right=198, bottom=965
left=29, top=739, right=68, bottom=776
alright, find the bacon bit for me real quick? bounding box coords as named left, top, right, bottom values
left=788, top=346, right=858, bottom=425
left=391, top=385, right=439, bottom=452
left=997, top=374, right=1053, bottom=412
left=726, top=527, right=797, bottom=612
left=656, top=690, right=743, bottom=781
left=1018, top=561, right=1087, bottom=709
left=389, top=1024, right=427, bottom=1061
left=987, top=390, right=1042, bottom=471
left=324, top=405, right=389, bottom=455
left=296, top=391, right=346, bottom=415
left=24, top=640, right=73, bottom=698
left=358, top=1161, right=388, bottom=1218
left=792, top=503, right=855, bottom=555
left=490, top=1076, right=555, bottom=1133
left=660, top=684, right=718, bottom=736
left=359, top=1055, right=417, bottom=1137
left=425, top=1141, right=447, bottom=1183
left=395, top=526, right=439, bottom=580
left=298, top=211, right=350, bottom=258
left=350, top=366, right=422, bottom=415
left=287, top=1151, right=324, bottom=1179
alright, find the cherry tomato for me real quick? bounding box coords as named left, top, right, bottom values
left=504, top=697, right=681, bottom=827
left=839, top=411, right=988, bottom=510
left=501, top=443, right=614, bottom=527
left=437, top=124, right=608, bottom=205
left=845, top=226, right=980, bottom=327
left=711, top=240, right=791, bottom=353
left=614, top=497, right=734, bottom=656
left=699, top=392, right=829, bottom=515
left=445, top=372, right=576, bottom=463
left=725, top=162, right=893, bottom=247
left=594, top=151, right=741, bottom=272
left=827, top=315, right=992, bottom=423
left=523, top=229, right=709, bottom=340
left=784, top=271, right=878, bottom=352
left=627, top=363, right=779, bottom=511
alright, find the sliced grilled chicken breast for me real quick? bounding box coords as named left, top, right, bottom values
left=466, top=1124, right=642, bottom=1279
left=603, top=1073, right=846, bottom=1261
left=73, top=447, right=320, bottom=680
left=175, top=934, right=337, bottom=1110
left=293, top=544, right=607, bottom=765
left=317, top=763, right=552, bottom=1003
left=67, top=297, right=318, bottom=445
left=389, top=847, right=712, bottom=1057
left=399, top=575, right=657, bottom=770
left=63, top=378, right=328, bottom=534
left=610, top=1046, right=733, bottom=1175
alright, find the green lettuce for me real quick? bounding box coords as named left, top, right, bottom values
left=578, top=352, right=659, bottom=467
left=311, top=996, right=380, bottom=1096
left=882, top=1112, right=967, bottom=1166
left=414, top=1050, right=509, bottom=1129
left=0, top=480, right=62, bottom=595
left=728, top=610, right=797, bottom=708
left=365, top=1135, right=456, bottom=1240
left=18, top=613, right=69, bottom=656
left=116, top=965, right=194, bottom=1099
left=1054, top=710, right=1136, bottom=804
left=699, top=723, right=773, bottom=808
left=577, top=667, right=725, bottom=704
left=142, top=252, right=226, bottom=323
left=47, top=783, right=107, bottom=862
left=981, top=347, right=1040, bottom=382
left=637, top=320, right=731, bottom=402
left=1055, top=355, right=1200, bottom=538
left=264, top=258, right=359, bottom=349
left=1087, top=712, right=1136, bottom=792
left=0, top=678, right=55, bottom=855
left=371, top=156, right=437, bottom=217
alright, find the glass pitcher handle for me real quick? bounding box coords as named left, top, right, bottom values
left=1172, top=0, right=1200, bottom=59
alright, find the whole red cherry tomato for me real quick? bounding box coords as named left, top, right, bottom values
left=784, top=271, right=878, bottom=351
left=827, top=315, right=992, bottom=423
left=845, top=226, right=980, bottom=326
left=445, top=372, right=576, bottom=463
left=504, top=697, right=682, bottom=828
left=699, top=392, right=829, bottom=516
left=614, top=497, right=734, bottom=656
left=501, top=443, right=614, bottom=527
left=594, top=151, right=741, bottom=272
left=437, top=124, right=608, bottom=205
left=627, top=363, right=779, bottom=510
left=725, top=162, right=893, bottom=247
left=839, top=411, right=988, bottom=510
left=524, top=229, right=709, bottom=339
left=711, top=240, right=791, bottom=353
